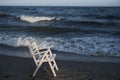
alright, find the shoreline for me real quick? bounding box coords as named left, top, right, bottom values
left=55, top=50, right=120, bottom=63
left=1, top=45, right=120, bottom=63
left=0, top=44, right=120, bottom=63
left=0, top=54, right=120, bottom=80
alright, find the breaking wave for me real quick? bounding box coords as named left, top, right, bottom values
left=0, top=34, right=120, bottom=57
left=19, top=15, right=60, bottom=23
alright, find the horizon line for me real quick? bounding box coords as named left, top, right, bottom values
left=0, top=5, right=120, bottom=7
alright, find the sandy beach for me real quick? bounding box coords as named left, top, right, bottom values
left=0, top=5, right=120, bottom=80
left=0, top=6, right=120, bottom=80
left=0, top=54, right=120, bottom=80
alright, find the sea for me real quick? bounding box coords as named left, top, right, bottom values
left=0, top=6, right=120, bottom=59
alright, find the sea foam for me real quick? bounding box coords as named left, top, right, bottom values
left=0, top=35, right=34, bottom=47
left=19, top=15, right=60, bottom=23
left=0, top=34, right=120, bottom=57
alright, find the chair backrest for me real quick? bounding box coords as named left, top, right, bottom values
left=29, top=41, right=39, bottom=54
left=28, top=41, right=41, bottom=66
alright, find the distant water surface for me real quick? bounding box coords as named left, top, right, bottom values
left=0, top=6, right=120, bottom=57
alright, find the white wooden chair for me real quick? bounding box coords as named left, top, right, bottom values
left=28, top=41, right=59, bottom=77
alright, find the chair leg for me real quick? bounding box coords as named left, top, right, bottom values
left=48, top=60, right=56, bottom=77
left=46, top=54, right=56, bottom=77
left=32, top=61, right=42, bottom=77
left=53, top=60, right=59, bottom=71
left=48, top=49, right=58, bottom=71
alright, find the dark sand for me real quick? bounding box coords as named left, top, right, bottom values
left=0, top=55, right=120, bottom=80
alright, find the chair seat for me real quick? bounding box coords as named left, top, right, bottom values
left=36, top=54, right=56, bottom=63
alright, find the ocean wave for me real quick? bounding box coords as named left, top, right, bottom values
left=98, top=15, right=120, bottom=20
left=25, top=26, right=113, bottom=34
left=0, top=35, right=34, bottom=47
left=19, top=15, right=60, bottom=23
left=0, top=13, right=11, bottom=18
left=82, top=13, right=120, bottom=20
left=64, top=20, right=116, bottom=26
left=49, top=37, right=120, bottom=57
left=0, top=34, right=120, bottom=57
left=25, top=26, right=80, bottom=34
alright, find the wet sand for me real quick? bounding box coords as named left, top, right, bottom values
left=0, top=54, right=120, bottom=80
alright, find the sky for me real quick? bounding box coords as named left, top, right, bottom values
left=0, top=0, right=120, bottom=6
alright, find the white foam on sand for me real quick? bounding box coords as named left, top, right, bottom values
left=19, top=15, right=60, bottom=23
